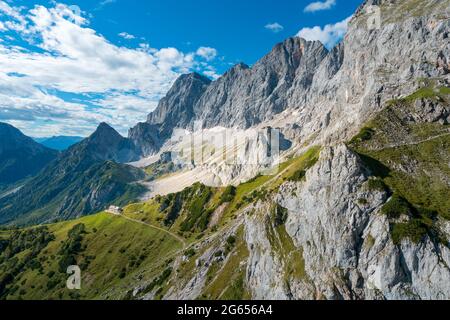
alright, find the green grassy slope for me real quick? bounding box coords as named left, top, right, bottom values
left=0, top=213, right=182, bottom=300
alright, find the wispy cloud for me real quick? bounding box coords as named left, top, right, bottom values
left=118, top=32, right=135, bottom=40
left=304, top=0, right=336, bottom=13
left=0, top=1, right=219, bottom=136
left=296, top=15, right=351, bottom=49
left=94, top=0, right=117, bottom=11
left=99, top=0, right=116, bottom=7
left=264, top=22, right=284, bottom=33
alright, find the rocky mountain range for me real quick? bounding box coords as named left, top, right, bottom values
left=129, top=0, right=449, bottom=157
left=0, top=0, right=449, bottom=301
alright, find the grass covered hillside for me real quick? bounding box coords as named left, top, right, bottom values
left=0, top=213, right=183, bottom=300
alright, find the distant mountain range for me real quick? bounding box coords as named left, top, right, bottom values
left=34, top=136, right=84, bottom=151
left=0, top=123, right=58, bottom=188
left=0, top=123, right=145, bottom=226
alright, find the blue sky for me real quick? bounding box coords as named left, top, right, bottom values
left=0, top=0, right=362, bottom=137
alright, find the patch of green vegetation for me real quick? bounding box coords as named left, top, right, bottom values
left=184, top=248, right=196, bottom=258
left=220, top=272, right=247, bottom=300
left=265, top=204, right=306, bottom=282
left=224, top=235, right=236, bottom=255
left=219, top=186, right=236, bottom=204
left=57, top=223, right=87, bottom=273
left=222, top=174, right=273, bottom=221
left=180, top=184, right=213, bottom=232
left=280, top=147, right=321, bottom=185
left=367, top=177, right=388, bottom=192
left=271, top=203, right=288, bottom=227
left=381, top=194, right=411, bottom=219
left=350, top=127, right=376, bottom=144
left=439, top=86, right=450, bottom=95
left=391, top=219, right=429, bottom=245
left=357, top=198, right=368, bottom=206
left=0, top=227, right=55, bottom=298
left=141, top=267, right=173, bottom=298
left=201, top=226, right=250, bottom=300
left=366, top=234, right=375, bottom=250
left=403, top=87, right=438, bottom=102
left=357, top=137, right=450, bottom=220
left=288, top=169, right=306, bottom=182
left=388, top=85, right=450, bottom=107
left=385, top=200, right=445, bottom=246
left=123, top=201, right=161, bottom=225
left=155, top=183, right=216, bottom=233
left=217, top=147, right=321, bottom=225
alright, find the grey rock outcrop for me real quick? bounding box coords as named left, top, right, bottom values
left=147, top=72, right=212, bottom=134
left=410, top=98, right=450, bottom=124
left=84, top=122, right=140, bottom=163
left=128, top=122, right=162, bottom=157
left=292, top=0, right=450, bottom=144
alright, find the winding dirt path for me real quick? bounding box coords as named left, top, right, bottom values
left=371, top=131, right=450, bottom=151
left=110, top=213, right=187, bottom=248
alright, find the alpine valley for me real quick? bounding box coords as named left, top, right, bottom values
left=0, top=0, right=449, bottom=300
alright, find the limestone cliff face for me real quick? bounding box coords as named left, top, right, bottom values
left=147, top=73, right=212, bottom=134
left=274, top=145, right=450, bottom=300
left=290, top=0, right=450, bottom=144
left=195, top=38, right=328, bottom=128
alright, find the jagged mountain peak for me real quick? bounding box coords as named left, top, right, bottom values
left=69, top=122, right=140, bottom=163
left=228, top=62, right=250, bottom=72
left=91, top=122, right=120, bottom=138
left=140, top=69, right=213, bottom=141
left=129, top=36, right=330, bottom=155
left=258, top=37, right=326, bottom=66
left=178, top=72, right=212, bottom=83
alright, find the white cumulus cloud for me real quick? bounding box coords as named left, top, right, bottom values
left=196, top=47, right=218, bottom=61
left=296, top=15, right=351, bottom=49
left=304, top=0, right=336, bottom=13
